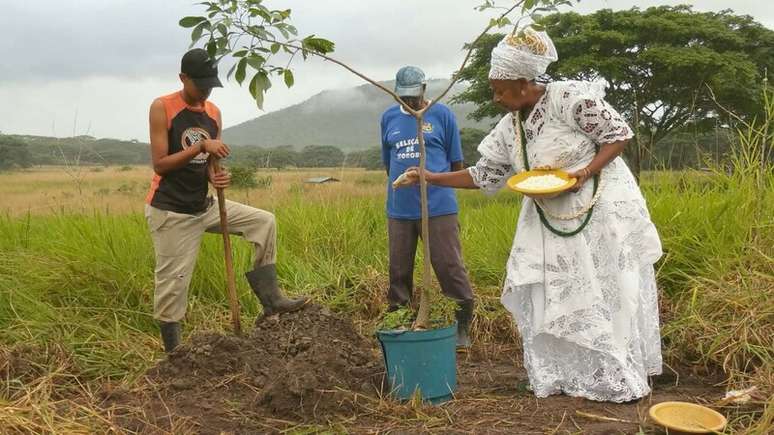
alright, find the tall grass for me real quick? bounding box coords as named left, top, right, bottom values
left=661, top=86, right=774, bottom=401
left=0, top=93, right=772, bottom=430
left=1, top=169, right=768, bottom=363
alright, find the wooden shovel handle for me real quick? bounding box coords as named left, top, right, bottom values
left=211, top=159, right=241, bottom=335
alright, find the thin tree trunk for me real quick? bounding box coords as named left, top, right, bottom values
left=414, top=114, right=432, bottom=329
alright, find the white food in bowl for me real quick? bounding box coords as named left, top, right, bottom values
left=516, top=174, right=567, bottom=190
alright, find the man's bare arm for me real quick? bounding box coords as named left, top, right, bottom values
left=149, top=99, right=230, bottom=175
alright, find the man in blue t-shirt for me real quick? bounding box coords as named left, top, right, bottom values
left=380, top=66, right=474, bottom=348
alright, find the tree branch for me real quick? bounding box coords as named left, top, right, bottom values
left=234, top=1, right=526, bottom=118
left=232, top=28, right=414, bottom=114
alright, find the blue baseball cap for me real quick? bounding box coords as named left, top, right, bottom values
left=394, top=66, right=426, bottom=97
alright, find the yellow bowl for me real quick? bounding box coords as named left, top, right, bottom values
left=506, top=169, right=577, bottom=199
left=649, top=401, right=727, bottom=434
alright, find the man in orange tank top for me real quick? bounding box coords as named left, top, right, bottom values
left=145, top=48, right=307, bottom=353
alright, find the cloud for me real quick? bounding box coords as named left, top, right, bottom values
left=0, top=0, right=492, bottom=83
left=0, top=0, right=192, bottom=82
left=0, top=0, right=771, bottom=140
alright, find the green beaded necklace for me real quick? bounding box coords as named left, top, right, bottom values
left=516, top=111, right=599, bottom=237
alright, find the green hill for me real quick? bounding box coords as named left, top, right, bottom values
left=222, top=79, right=492, bottom=151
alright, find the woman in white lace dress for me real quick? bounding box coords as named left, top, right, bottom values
left=403, top=29, right=663, bottom=402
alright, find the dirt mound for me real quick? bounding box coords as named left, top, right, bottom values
left=118, top=304, right=383, bottom=432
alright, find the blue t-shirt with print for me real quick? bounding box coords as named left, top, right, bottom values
left=381, top=103, right=463, bottom=219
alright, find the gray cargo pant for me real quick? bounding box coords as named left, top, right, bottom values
left=387, top=214, right=474, bottom=307
left=145, top=198, right=276, bottom=322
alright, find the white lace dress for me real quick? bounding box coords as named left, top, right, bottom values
left=468, top=80, right=663, bottom=402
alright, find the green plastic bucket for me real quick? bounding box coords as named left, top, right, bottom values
left=376, top=323, right=457, bottom=404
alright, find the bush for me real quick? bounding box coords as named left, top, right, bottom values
left=229, top=165, right=258, bottom=189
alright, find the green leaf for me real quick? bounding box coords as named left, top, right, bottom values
left=283, top=69, right=294, bottom=88
left=277, top=25, right=290, bottom=40
left=217, top=23, right=228, bottom=37
left=248, top=73, right=260, bottom=99
left=302, top=36, right=335, bottom=54
left=249, top=72, right=269, bottom=110
left=257, top=71, right=272, bottom=91
left=190, top=22, right=207, bottom=46
left=233, top=49, right=248, bottom=57
left=211, top=38, right=228, bottom=57
left=246, top=54, right=266, bottom=70
left=206, top=40, right=217, bottom=57
left=235, top=57, right=247, bottom=85
left=247, top=25, right=269, bottom=39
left=179, top=16, right=207, bottom=28
left=226, top=62, right=237, bottom=80
left=270, top=11, right=285, bottom=24
left=250, top=71, right=272, bottom=95
left=270, top=43, right=281, bottom=54
left=523, top=0, right=537, bottom=11
left=250, top=7, right=272, bottom=21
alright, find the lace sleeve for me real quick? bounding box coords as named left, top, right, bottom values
left=571, top=98, right=633, bottom=144
left=468, top=157, right=514, bottom=195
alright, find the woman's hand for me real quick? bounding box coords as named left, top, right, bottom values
left=567, top=167, right=592, bottom=192
left=394, top=167, right=437, bottom=188
left=208, top=165, right=231, bottom=189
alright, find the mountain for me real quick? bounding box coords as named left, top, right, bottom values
left=222, top=79, right=492, bottom=151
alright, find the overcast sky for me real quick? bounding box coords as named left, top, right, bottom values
left=0, top=0, right=771, bottom=141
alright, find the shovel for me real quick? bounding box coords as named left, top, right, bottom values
left=210, top=159, right=242, bottom=335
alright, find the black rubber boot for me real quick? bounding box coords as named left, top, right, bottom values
left=159, top=321, right=181, bottom=353
left=246, top=264, right=308, bottom=316
left=455, top=300, right=474, bottom=349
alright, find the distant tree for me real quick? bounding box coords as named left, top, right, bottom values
left=459, top=128, right=487, bottom=166
left=263, top=146, right=299, bottom=168
left=0, top=135, right=32, bottom=170
left=4, top=135, right=149, bottom=166
left=347, top=147, right=382, bottom=170
left=241, top=146, right=299, bottom=169
left=452, top=6, right=774, bottom=178
left=299, top=145, right=345, bottom=167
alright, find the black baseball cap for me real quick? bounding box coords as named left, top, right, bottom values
left=181, top=48, right=223, bottom=90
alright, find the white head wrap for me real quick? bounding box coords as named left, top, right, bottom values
left=488, top=27, right=558, bottom=81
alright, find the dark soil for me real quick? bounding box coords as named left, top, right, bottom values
left=111, top=304, right=384, bottom=433
left=109, top=304, right=733, bottom=434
